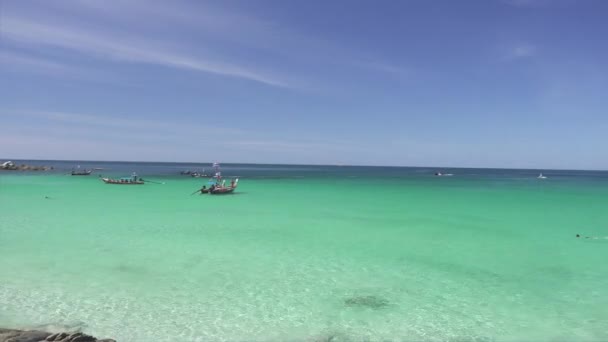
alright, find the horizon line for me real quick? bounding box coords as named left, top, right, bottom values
left=1, top=157, right=606, bottom=172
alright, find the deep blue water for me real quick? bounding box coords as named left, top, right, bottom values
left=2, top=159, right=607, bottom=182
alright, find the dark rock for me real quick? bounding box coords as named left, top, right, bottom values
left=0, top=329, right=21, bottom=342
left=65, top=333, right=81, bottom=340
left=46, top=332, right=69, bottom=341
left=0, top=329, right=51, bottom=342
left=69, top=334, right=96, bottom=342
left=0, top=329, right=112, bottom=342
left=0, top=162, right=51, bottom=172
left=63, top=333, right=84, bottom=342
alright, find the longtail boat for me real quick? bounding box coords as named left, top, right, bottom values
left=208, top=163, right=238, bottom=194
left=101, top=172, right=144, bottom=185
left=209, top=179, right=238, bottom=194
left=191, top=163, right=239, bottom=195
left=101, top=178, right=144, bottom=184
left=71, top=165, right=92, bottom=175
left=71, top=170, right=92, bottom=176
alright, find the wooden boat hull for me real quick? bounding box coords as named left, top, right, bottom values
left=208, top=178, right=238, bottom=195
left=71, top=171, right=92, bottom=176
left=209, top=187, right=235, bottom=194
left=101, top=178, right=144, bottom=185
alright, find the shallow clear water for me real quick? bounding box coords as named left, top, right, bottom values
left=1, top=161, right=607, bottom=341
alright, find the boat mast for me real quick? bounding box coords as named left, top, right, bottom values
left=213, top=162, right=221, bottom=184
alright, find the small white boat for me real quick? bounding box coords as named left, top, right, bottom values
left=435, top=171, right=453, bottom=177
left=538, top=173, right=547, bottom=179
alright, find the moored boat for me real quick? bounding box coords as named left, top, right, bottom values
left=71, top=170, right=92, bottom=176
left=102, top=178, right=144, bottom=184
left=101, top=172, right=144, bottom=185
left=203, top=162, right=239, bottom=195
left=71, top=165, right=93, bottom=175
left=209, top=178, right=239, bottom=194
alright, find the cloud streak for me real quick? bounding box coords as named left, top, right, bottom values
left=2, top=17, right=289, bottom=88
left=0, top=51, right=67, bottom=73
left=1, top=0, right=408, bottom=88
left=0, top=50, right=122, bottom=84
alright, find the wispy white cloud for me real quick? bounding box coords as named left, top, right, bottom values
left=0, top=50, right=119, bottom=84
left=69, top=0, right=274, bottom=43
left=0, top=51, right=67, bottom=73
left=2, top=17, right=290, bottom=88
left=2, top=0, right=406, bottom=88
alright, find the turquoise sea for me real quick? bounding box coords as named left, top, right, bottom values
left=1, top=161, right=607, bottom=341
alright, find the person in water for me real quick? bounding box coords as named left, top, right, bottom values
left=577, top=234, right=607, bottom=240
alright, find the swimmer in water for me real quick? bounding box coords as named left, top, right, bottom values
left=576, top=234, right=607, bottom=240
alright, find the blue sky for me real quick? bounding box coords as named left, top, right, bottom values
left=1, top=0, right=607, bottom=169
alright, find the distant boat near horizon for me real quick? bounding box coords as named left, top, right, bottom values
left=180, top=169, right=208, bottom=177
left=71, top=165, right=93, bottom=176
left=101, top=172, right=144, bottom=185
left=538, top=173, right=547, bottom=179
left=71, top=169, right=92, bottom=176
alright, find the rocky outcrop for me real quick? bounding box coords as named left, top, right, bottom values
left=0, top=329, right=115, bottom=342
left=0, top=161, right=53, bottom=171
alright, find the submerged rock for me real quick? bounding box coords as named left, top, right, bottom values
left=344, top=295, right=389, bottom=309
left=308, top=332, right=349, bottom=342
left=0, top=328, right=50, bottom=342
left=0, top=328, right=114, bottom=342
left=46, top=332, right=69, bottom=341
